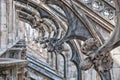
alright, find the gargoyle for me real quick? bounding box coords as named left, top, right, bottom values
left=80, top=38, right=113, bottom=80
left=80, top=1, right=120, bottom=80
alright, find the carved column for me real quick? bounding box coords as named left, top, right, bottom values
left=0, top=0, right=8, bottom=49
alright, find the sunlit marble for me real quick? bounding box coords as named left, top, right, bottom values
left=81, top=0, right=92, bottom=4
left=103, top=8, right=115, bottom=20
left=92, top=0, right=104, bottom=11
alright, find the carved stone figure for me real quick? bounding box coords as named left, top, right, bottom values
left=80, top=38, right=113, bottom=80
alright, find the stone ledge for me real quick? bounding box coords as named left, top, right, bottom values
left=0, top=58, right=28, bottom=69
